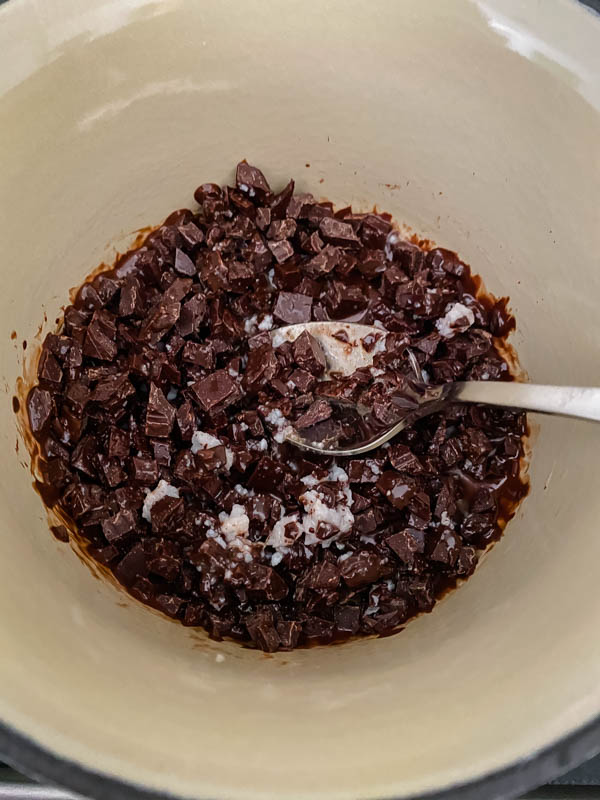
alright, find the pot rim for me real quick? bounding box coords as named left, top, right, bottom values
left=2, top=709, right=600, bottom=800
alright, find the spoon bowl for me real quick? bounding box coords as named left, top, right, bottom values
left=271, top=322, right=600, bottom=456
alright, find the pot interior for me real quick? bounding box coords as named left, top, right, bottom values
left=1, top=1, right=600, bottom=798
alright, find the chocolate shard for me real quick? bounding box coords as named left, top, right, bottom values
left=178, top=294, right=207, bottom=337
left=83, top=310, right=117, bottom=360
left=276, top=619, right=302, bottom=650
left=386, top=529, right=425, bottom=565
left=176, top=401, right=196, bottom=441
left=174, top=248, right=197, bottom=276
left=132, top=456, right=159, bottom=485
left=191, top=370, right=242, bottom=411
left=430, top=529, right=460, bottom=565
left=301, top=561, right=340, bottom=590
left=340, top=552, right=387, bottom=588
left=267, top=239, right=294, bottom=264
left=292, top=331, right=327, bottom=375
left=236, top=161, right=271, bottom=197
left=245, top=607, right=280, bottom=652
left=388, top=443, right=423, bottom=473
left=304, top=244, right=341, bottom=277
left=334, top=605, right=360, bottom=634
left=376, top=472, right=415, bottom=509
left=139, top=301, right=181, bottom=343
left=178, top=221, right=204, bottom=248
left=115, top=543, right=148, bottom=585
left=37, top=350, right=63, bottom=387
left=102, top=508, right=136, bottom=543
left=27, top=387, right=53, bottom=437
left=295, top=399, right=332, bottom=429
left=273, top=292, right=312, bottom=324
left=319, top=217, right=361, bottom=247
left=243, top=344, right=278, bottom=392
left=267, top=218, right=297, bottom=240
left=145, top=383, right=176, bottom=438
left=91, top=373, right=135, bottom=416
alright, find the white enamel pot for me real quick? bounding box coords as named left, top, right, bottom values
left=0, top=1, right=599, bottom=798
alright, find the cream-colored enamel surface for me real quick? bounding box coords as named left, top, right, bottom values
left=1, top=0, right=600, bottom=798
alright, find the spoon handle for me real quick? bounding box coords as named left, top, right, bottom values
left=452, top=382, right=600, bottom=422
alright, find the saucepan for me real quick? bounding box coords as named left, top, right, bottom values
left=0, top=1, right=599, bottom=798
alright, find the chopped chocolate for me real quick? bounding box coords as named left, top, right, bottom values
left=267, top=239, right=294, bottom=264
left=174, top=248, right=196, bottom=276
left=376, top=472, right=415, bottom=510
left=176, top=401, right=196, bottom=440
left=340, top=552, right=386, bottom=588
left=273, top=292, right=312, bottom=324
left=295, top=399, right=332, bottom=429
left=145, top=383, right=176, bottom=438
left=83, top=310, right=117, bottom=361
left=101, top=509, right=135, bottom=544
left=386, top=529, right=425, bottom=565
left=236, top=161, right=271, bottom=197
left=27, top=387, right=53, bottom=437
left=191, top=369, right=241, bottom=411
left=292, top=331, right=327, bottom=375
left=132, top=457, right=159, bottom=485
left=26, top=161, right=526, bottom=652
left=37, top=350, right=63, bottom=387
left=319, top=217, right=361, bottom=247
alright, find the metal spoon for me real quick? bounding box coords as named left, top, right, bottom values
left=270, top=321, right=600, bottom=456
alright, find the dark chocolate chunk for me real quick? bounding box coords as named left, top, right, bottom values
left=91, top=373, right=135, bottom=416
left=191, top=370, right=241, bottom=411
left=340, top=552, right=386, bottom=588
left=276, top=619, right=302, bottom=650
left=376, top=472, right=415, bottom=509
left=334, top=605, right=360, bottom=634
left=115, top=543, right=148, bottom=585
left=176, top=401, right=196, bottom=441
left=132, top=457, right=159, bottom=485
left=292, top=331, right=327, bottom=375
left=182, top=341, right=214, bottom=369
left=145, top=383, right=176, bottom=438
left=37, top=350, right=63, bottom=387
left=430, top=529, right=460, bottom=566
left=267, top=239, right=294, bottom=264
left=273, top=292, right=312, bottom=324
left=388, top=444, right=423, bottom=474
left=27, top=387, right=53, bottom=437
left=386, top=529, right=425, bottom=565
left=51, top=525, right=70, bottom=543
left=83, top=310, right=117, bottom=361
left=319, top=217, right=361, bottom=247
left=178, top=294, right=207, bottom=337
left=267, top=218, right=297, bottom=240
left=304, top=244, right=341, bottom=276
left=174, top=248, right=196, bottom=276
left=102, top=509, right=135, bottom=543
left=236, top=161, right=271, bottom=197
left=301, top=561, right=340, bottom=590
left=246, top=607, right=280, bottom=653
left=150, top=495, right=184, bottom=534
left=243, top=344, right=278, bottom=392
left=295, top=399, right=332, bottom=429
